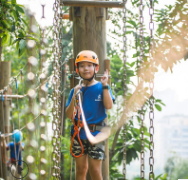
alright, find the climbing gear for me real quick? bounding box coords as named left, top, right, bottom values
left=75, top=50, right=99, bottom=67
left=70, top=88, right=84, bottom=158
left=74, top=121, right=106, bottom=132
left=70, top=99, right=84, bottom=158
left=88, top=123, right=106, bottom=132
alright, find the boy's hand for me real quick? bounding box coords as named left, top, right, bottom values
left=74, top=85, right=82, bottom=95
left=1, top=134, right=5, bottom=140
left=101, top=69, right=108, bottom=86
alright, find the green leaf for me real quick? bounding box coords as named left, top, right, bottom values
left=155, top=99, right=166, bottom=106
left=27, top=36, right=39, bottom=43
left=15, top=4, right=24, bottom=14
left=12, top=38, right=21, bottom=44
left=155, top=104, right=162, bottom=111
left=127, top=20, right=137, bottom=28
left=1, top=34, right=8, bottom=45
left=13, top=10, right=18, bottom=21
left=130, top=61, right=135, bottom=67
left=19, top=39, right=26, bottom=50
left=11, top=24, right=15, bottom=32
left=16, top=41, right=19, bottom=51
left=1, top=33, right=10, bottom=45
left=1, top=20, right=8, bottom=29
left=11, top=0, right=16, bottom=4
left=19, top=39, right=26, bottom=56
left=18, top=30, right=25, bottom=38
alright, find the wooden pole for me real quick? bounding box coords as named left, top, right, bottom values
left=0, top=61, right=11, bottom=180
left=0, top=30, right=2, bottom=66
left=71, top=1, right=109, bottom=179
left=60, top=64, right=67, bottom=180
left=101, top=59, right=111, bottom=180
left=72, top=5, right=107, bottom=75
left=105, top=59, right=111, bottom=86
left=61, top=0, right=124, bottom=8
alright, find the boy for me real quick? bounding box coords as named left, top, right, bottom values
left=65, top=50, right=115, bottom=180
left=2, top=130, right=24, bottom=180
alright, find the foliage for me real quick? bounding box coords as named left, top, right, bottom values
left=0, top=0, right=40, bottom=58
left=108, top=45, right=165, bottom=178
left=2, top=0, right=187, bottom=179
left=133, top=173, right=168, bottom=180
left=154, top=0, right=188, bottom=72
left=164, top=155, right=188, bottom=180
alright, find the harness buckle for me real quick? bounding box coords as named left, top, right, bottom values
left=89, top=124, right=96, bottom=132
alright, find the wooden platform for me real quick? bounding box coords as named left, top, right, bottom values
left=61, top=0, right=124, bottom=8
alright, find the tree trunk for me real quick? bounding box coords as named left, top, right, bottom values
left=109, top=128, right=121, bottom=163
left=0, top=61, right=11, bottom=180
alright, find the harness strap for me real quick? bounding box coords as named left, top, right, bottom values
left=70, top=106, right=84, bottom=158
left=88, top=122, right=106, bottom=132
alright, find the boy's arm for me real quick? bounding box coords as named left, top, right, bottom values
left=103, top=88, right=113, bottom=109
left=19, top=141, right=24, bottom=150
left=65, top=94, right=76, bottom=119
left=1, top=135, right=8, bottom=149
left=66, top=85, right=81, bottom=119
left=101, top=70, right=113, bottom=109
left=65, top=93, right=76, bottom=119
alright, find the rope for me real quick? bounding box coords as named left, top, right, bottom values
left=1, top=113, right=41, bottom=138
left=0, top=74, right=53, bottom=100
left=15, top=78, right=21, bottom=166
left=0, top=63, right=28, bottom=93
left=70, top=105, right=84, bottom=158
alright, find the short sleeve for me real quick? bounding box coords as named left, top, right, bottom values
left=65, top=88, right=74, bottom=108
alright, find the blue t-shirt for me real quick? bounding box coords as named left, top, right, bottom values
left=66, top=82, right=115, bottom=139
left=7, top=142, right=24, bottom=166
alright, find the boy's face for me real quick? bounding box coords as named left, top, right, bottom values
left=77, top=61, right=97, bottom=79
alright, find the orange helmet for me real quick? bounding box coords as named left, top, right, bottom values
left=75, top=50, right=99, bottom=67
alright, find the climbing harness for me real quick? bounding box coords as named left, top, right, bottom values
left=70, top=93, right=84, bottom=158
left=70, top=78, right=109, bottom=158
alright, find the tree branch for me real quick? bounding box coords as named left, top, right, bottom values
left=109, top=127, right=121, bottom=163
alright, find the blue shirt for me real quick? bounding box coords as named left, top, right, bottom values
left=66, top=82, right=115, bottom=139
left=7, top=142, right=24, bottom=166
